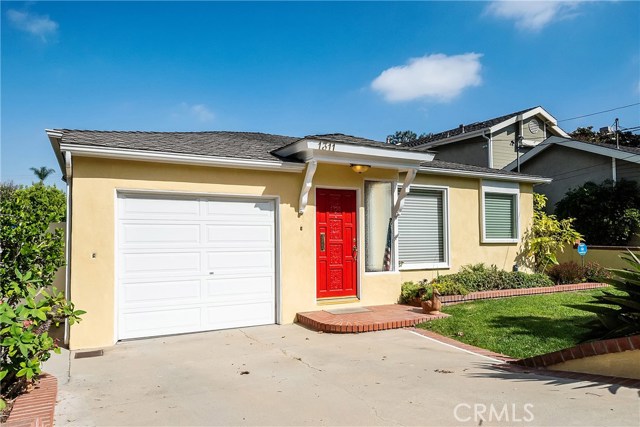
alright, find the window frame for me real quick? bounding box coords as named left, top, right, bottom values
left=396, top=184, right=450, bottom=271
left=481, top=180, right=520, bottom=244
left=363, top=179, right=397, bottom=275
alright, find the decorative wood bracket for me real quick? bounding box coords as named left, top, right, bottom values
left=298, top=160, right=317, bottom=214
left=392, top=168, right=417, bottom=218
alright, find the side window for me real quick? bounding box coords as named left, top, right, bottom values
left=482, top=181, right=519, bottom=243
left=364, top=181, right=394, bottom=272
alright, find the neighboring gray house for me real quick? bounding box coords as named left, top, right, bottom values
left=504, top=136, right=640, bottom=211
left=405, top=106, right=569, bottom=169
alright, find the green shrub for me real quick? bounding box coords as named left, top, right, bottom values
left=399, top=281, right=426, bottom=304
left=583, top=261, right=612, bottom=283
left=547, top=261, right=612, bottom=285
left=547, top=261, right=585, bottom=285
left=0, top=184, right=84, bottom=412
left=431, top=264, right=553, bottom=295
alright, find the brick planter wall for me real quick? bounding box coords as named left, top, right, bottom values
left=512, top=335, right=640, bottom=369
left=5, top=374, right=57, bottom=427
left=439, top=282, right=608, bottom=305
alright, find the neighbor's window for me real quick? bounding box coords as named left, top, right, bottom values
left=364, top=181, right=394, bottom=272
left=482, top=181, right=519, bottom=242
left=398, top=187, right=448, bottom=269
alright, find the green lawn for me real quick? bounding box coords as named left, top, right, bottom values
left=416, top=289, right=611, bottom=359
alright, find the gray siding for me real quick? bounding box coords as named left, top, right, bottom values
left=432, top=136, right=489, bottom=167
left=518, top=145, right=640, bottom=212
left=617, top=159, right=640, bottom=182
left=492, top=124, right=531, bottom=169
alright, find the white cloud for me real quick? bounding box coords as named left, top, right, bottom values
left=174, top=103, right=215, bottom=123
left=485, top=1, right=583, bottom=31
left=371, top=53, right=483, bottom=103
left=6, top=9, right=59, bottom=41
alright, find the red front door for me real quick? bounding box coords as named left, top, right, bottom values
left=316, top=189, right=357, bottom=299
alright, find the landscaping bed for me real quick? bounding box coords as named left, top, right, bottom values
left=415, top=289, right=619, bottom=359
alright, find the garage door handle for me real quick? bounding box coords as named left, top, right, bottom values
left=209, top=272, right=215, bottom=275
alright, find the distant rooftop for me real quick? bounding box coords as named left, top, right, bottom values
left=403, top=106, right=540, bottom=148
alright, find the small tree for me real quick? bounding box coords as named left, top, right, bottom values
left=524, top=194, right=582, bottom=273
left=0, top=183, right=84, bottom=412
left=556, top=179, right=640, bottom=246
left=29, top=166, right=55, bottom=183
left=386, top=130, right=429, bottom=145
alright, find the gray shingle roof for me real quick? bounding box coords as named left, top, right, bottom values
left=422, top=160, right=549, bottom=181
left=403, top=106, right=539, bottom=148
left=57, top=130, right=302, bottom=162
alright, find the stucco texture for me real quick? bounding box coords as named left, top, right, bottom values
left=548, top=349, right=640, bottom=380
left=68, top=156, right=533, bottom=349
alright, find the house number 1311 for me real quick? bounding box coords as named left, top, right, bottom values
left=318, top=142, right=335, bottom=151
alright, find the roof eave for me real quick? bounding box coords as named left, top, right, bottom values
left=58, top=144, right=306, bottom=173
left=418, top=166, right=552, bottom=184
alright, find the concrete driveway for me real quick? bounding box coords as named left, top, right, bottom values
left=53, top=325, right=639, bottom=426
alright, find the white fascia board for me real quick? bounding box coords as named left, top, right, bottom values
left=505, top=138, right=640, bottom=170
left=58, top=144, right=306, bottom=173
left=561, top=140, right=640, bottom=164
left=275, top=138, right=433, bottom=168
left=45, top=129, right=67, bottom=179
left=489, top=107, right=570, bottom=138
left=418, top=166, right=552, bottom=184
left=312, top=152, right=425, bottom=170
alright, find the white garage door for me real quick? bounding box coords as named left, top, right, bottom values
left=117, top=193, right=276, bottom=340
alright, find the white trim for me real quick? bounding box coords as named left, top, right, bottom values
left=274, top=138, right=433, bottom=169
left=504, top=136, right=640, bottom=171
left=113, top=189, right=281, bottom=342
left=298, top=161, right=317, bottom=214
left=418, top=166, right=551, bottom=184
left=396, top=184, right=451, bottom=271
left=59, top=143, right=306, bottom=173
left=481, top=180, right=519, bottom=244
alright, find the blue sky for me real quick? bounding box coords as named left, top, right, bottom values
left=2, top=1, right=639, bottom=186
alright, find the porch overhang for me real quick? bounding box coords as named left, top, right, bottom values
left=279, top=137, right=434, bottom=214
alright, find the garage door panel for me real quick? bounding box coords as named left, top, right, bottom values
left=122, top=279, right=201, bottom=305
left=121, top=196, right=200, bottom=219
left=204, top=302, right=274, bottom=329
left=120, top=223, right=201, bottom=247
left=121, top=252, right=201, bottom=276
left=205, top=224, right=273, bottom=247
left=206, top=250, right=273, bottom=273
left=117, top=194, right=276, bottom=340
left=206, top=276, right=273, bottom=300
left=205, top=200, right=274, bottom=221
left=119, top=307, right=202, bottom=339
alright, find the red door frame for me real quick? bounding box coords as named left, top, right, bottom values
left=315, top=188, right=358, bottom=299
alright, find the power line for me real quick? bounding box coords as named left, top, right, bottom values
left=557, top=102, right=640, bottom=123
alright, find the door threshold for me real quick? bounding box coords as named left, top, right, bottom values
left=317, top=297, right=360, bottom=306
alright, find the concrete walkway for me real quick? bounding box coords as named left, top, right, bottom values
left=54, top=325, right=639, bottom=426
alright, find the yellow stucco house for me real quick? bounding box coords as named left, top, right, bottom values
left=47, top=130, right=550, bottom=350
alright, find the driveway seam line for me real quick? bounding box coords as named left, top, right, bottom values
left=406, top=329, right=504, bottom=363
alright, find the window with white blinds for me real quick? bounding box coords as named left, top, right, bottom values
left=481, top=180, right=519, bottom=243
left=398, top=188, right=448, bottom=268
left=484, top=193, right=516, bottom=239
